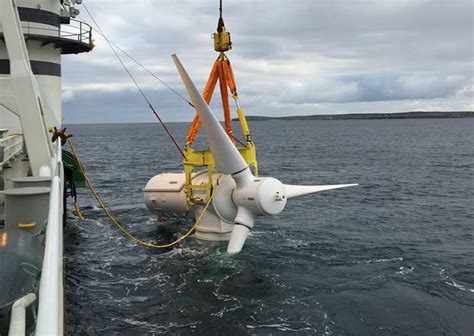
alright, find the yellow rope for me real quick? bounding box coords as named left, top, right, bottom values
left=7, top=132, right=23, bottom=137
left=73, top=200, right=85, bottom=221
left=66, top=136, right=213, bottom=249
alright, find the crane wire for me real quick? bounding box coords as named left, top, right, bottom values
left=82, top=3, right=187, bottom=159
left=78, top=14, right=193, bottom=108
left=108, top=40, right=194, bottom=109
left=81, top=2, right=249, bottom=149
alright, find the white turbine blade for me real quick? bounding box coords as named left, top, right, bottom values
left=227, top=206, right=255, bottom=253
left=172, top=54, right=248, bottom=175
left=284, top=183, right=358, bottom=199
left=227, top=225, right=250, bottom=254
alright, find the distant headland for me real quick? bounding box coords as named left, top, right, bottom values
left=235, top=111, right=474, bottom=121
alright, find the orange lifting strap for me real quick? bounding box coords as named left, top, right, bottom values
left=186, top=54, right=238, bottom=145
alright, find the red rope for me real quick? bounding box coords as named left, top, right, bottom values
left=148, top=103, right=187, bottom=160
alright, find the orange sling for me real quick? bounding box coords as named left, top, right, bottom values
left=186, top=55, right=238, bottom=145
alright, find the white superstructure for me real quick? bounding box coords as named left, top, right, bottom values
left=0, top=0, right=93, bottom=334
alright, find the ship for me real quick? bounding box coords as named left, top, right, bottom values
left=0, top=0, right=93, bottom=334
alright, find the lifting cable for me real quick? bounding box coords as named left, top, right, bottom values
left=82, top=4, right=187, bottom=160
left=66, top=135, right=216, bottom=249
left=77, top=15, right=193, bottom=109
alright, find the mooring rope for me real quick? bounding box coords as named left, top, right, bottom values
left=66, top=136, right=215, bottom=249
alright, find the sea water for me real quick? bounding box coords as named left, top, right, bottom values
left=64, top=118, right=474, bottom=335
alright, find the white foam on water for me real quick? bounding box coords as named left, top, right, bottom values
left=445, top=279, right=474, bottom=293
left=396, top=266, right=414, bottom=275
left=120, top=318, right=201, bottom=333
left=357, top=256, right=404, bottom=264
left=210, top=302, right=243, bottom=318
left=246, top=323, right=318, bottom=333
left=439, top=269, right=474, bottom=293
left=286, top=238, right=310, bottom=248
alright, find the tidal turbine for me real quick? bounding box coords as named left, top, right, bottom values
left=143, top=55, right=357, bottom=253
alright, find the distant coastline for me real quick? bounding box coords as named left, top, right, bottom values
left=236, top=111, right=474, bottom=121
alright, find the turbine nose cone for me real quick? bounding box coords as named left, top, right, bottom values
left=256, top=177, right=287, bottom=215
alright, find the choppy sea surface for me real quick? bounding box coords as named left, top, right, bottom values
left=64, top=118, right=473, bottom=335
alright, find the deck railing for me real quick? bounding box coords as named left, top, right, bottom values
left=0, top=134, right=23, bottom=167
left=35, top=140, right=64, bottom=336
left=20, top=18, right=93, bottom=47
left=60, top=19, right=93, bottom=45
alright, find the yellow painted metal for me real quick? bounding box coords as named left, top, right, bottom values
left=183, top=146, right=215, bottom=207
left=18, top=222, right=37, bottom=229
left=183, top=91, right=258, bottom=208
left=236, top=107, right=250, bottom=139
left=183, top=141, right=258, bottom=208
left=213, top=31, right=232, bottom=52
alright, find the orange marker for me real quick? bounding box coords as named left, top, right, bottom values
left=1, top=232, right=8, bottom=247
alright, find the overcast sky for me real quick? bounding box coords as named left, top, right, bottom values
left=62, top=0, right=474, bottom=123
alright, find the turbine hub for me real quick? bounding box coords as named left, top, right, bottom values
left=233, top=177, right=287, bottom=216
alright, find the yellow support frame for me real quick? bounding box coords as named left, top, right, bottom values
left=182, top=36, right=257, bottom=209
left=183, top=142, right=258, bottom=209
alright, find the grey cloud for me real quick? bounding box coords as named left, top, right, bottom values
left=61, top=0, right=473, bottom=123
left=63, top=88, right=195, bottom=124
left=281, top=73, right=470, bottom=104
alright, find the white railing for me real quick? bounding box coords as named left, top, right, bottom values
left=35, top=141, right=64, bottom=336
left=0, top=134, right=23, bottom=167
left=19, top=18, right=93, bottom=47
left=9, top=293, right=37, bottom=336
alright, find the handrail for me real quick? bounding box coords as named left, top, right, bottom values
left=0, top=134, right=23, bottom=167
left=15, top=18, right=93, bottom=46
left=35, top=141, right=63, bottom=336
left=8, top=293, right=37, bottom=336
